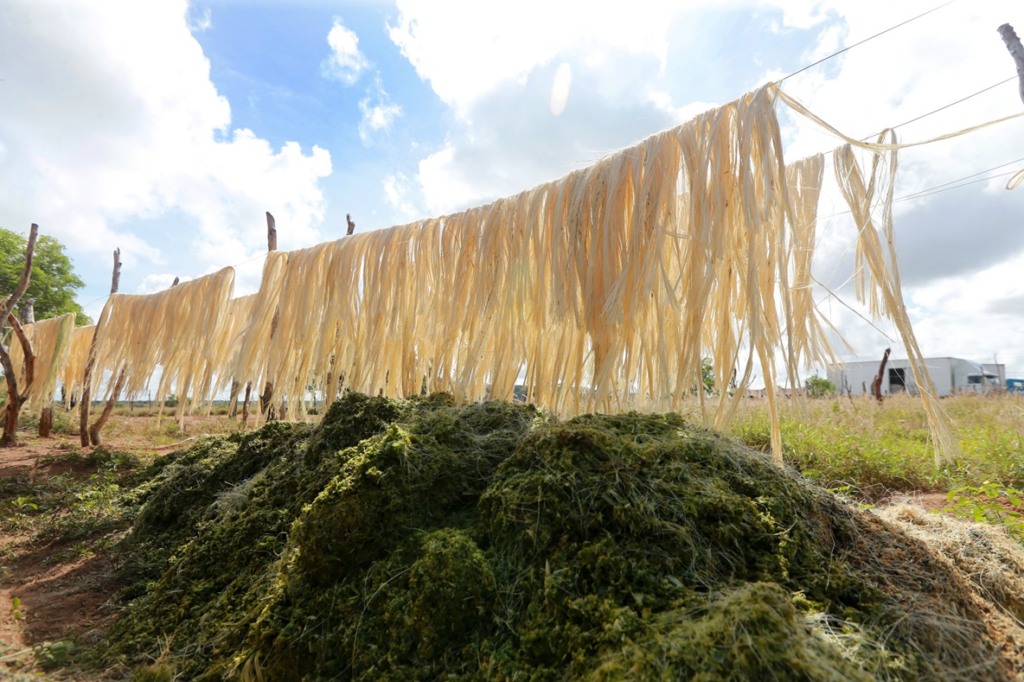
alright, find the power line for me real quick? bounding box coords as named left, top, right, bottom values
left=885, top=77, right=1018, bottom=133
left=895, top=169, right=1018, bottom=202
left=781, top=1, right=958, bottom=83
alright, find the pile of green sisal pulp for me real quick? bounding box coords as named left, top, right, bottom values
left=101, top=392, right=1024, bottom=681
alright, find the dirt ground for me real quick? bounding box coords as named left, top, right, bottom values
left=0, top=413, right=241, bottom=678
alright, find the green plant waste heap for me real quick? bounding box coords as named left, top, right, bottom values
left=102, top=392, right=1018, bottom=680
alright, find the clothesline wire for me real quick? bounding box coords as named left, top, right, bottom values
left=779, top=0, right=958, bottom=83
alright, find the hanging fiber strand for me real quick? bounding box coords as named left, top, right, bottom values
left=61, top=324, right=95, bottom=409
left=38, top=80, right=960, bottom=466
left=89, top=268, right=235, bottom=421
left=230, top=83, right=870, bottom=462
left=8, top=313, right=75, bottom=408
left=832, top=137, right=961, bottom=466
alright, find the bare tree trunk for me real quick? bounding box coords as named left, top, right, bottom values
left=261, top=211, right=277, bottom=421
left=228, top=379, right=242, bottom=418
left=998, top=24, right=1024, bottom=105
left=871, top=347, right=891, bottom=404
left=21, top=298, right=35, bottom=325
left=89, top=369, right=126, bottom=446
left=0, top=224, right=40, bottom=447
left=110, top=248, right=122, bottom=297
left=260, top=382, right=276, bottom=421
left=266, top=211, right=277, bottom=251
left=39, top=408, right=53, bottom=438
left=242, top=382, right=252, bottom=425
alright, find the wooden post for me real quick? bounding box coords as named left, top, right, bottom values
left=22, top=298, right=35, bottom=325
left=266, top=211, right=277, bottom=251
left=88, top=369, right=126, bottom=446
left=110, top=248, right=122, bottom=296
left=79, top=248, right=121, bottom=446
left=241, top=383, right=252, bottom=425
left=871, top=347, right=891, bottom=404
left=0, top=224, right=40, bottom=447
left=228, top=379, right=242, bottom=418
left=998, top=24, right=1024, bottom=105
left=261, top=211, right=277, bottom=422
left=346, top=213, right=356, bottom=236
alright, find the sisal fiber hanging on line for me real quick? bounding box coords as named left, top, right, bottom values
left=8, top=313, right=75, bottom=408
left=89, top=268, right=235, bottom=420
left=232, top=83, right=853, bottom=461
left=61, top=324, right=95, bottom=409
left=832, top=138, right=960, bottom=465
left=225, top=81, right=960, bottom=464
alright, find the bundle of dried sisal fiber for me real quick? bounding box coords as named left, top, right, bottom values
left=216, top=293, right=258, bottom=415
left=89, top=268, right=235, bottom=421
left=8, top=313, right=76, bottom=408
left=230, top=85, right=824, bottom=454
left=61, top=324, right=95, bottom=409
left=229, top=81, right=955, bottom=465
left=832, top=138, right=960, bottom=465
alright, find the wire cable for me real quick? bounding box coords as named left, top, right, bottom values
left=885, top=77, right=1018, bottom=132
left=780, top=1, right=958, bottom=83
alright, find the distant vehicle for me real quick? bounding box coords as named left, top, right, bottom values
left=1008, top=378, right=1024, bottom=393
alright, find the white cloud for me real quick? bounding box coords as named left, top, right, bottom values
left=137, top=273, right=182, bottom=295
left=322, top=18, right=369, bottom=85
left=0, top=0, right=331, bottom=294
left=388, top=0, right=680, bottom=113
left=187, top=5, right=212, bottom=33
left=382, top=172, right=419, bottom=220
left=358, top=78, right=403, bottom=144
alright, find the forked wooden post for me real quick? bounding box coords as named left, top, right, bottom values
left=79, top=248, right=122, bottom=446
left=0, top=224, right=40, bottom=447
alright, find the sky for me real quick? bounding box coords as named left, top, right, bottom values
left=2, top=0, right=1024, bottom=381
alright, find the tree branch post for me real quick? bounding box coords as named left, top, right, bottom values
left=266, top=211, right=277, bottom=251
left=110, top=248, right=122, bottom=296
left=261, top=211, right=278, bottom=422
left=871, top=347, right=891, bottom=404
left=998, top=23, right=1024, bottom=105
left=0, top=224, right=40, bottom=447
left=79, top=247, right=121, bottom=446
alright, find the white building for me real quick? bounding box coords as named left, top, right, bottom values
left=827, top=357, right=1005, bottom=397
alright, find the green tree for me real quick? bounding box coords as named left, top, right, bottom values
left=804, top=375, right=836, bottom=398
left=0, top=228, right=91, bottom=324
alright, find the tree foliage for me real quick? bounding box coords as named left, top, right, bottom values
left=0, top=227, right=90, bottom=324
left=804, top=375, right=836, bottom=398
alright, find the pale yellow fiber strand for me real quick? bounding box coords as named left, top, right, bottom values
left=62, top=325, right=95, bottom=409
left=8, top=313, right=75, bottom=408
left=89, top=268, right=235, bottom=421
left=778, top=90, right=1024, bottom=152
left=833, top=137, right=960, bottom=466
left=230, top=83, right=865, bottom=463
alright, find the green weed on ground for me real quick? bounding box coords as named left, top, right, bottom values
left=730, top=394, right=1024, bottom=500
